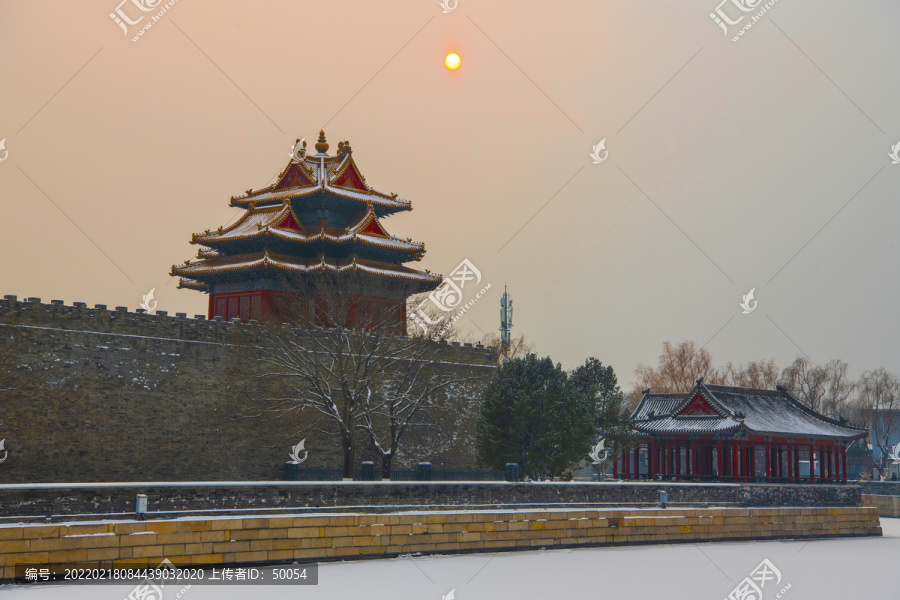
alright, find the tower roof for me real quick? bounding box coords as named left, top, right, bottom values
left=229, top=133, right=411, bottom=216
left=172, top=132, right=441, bottom=297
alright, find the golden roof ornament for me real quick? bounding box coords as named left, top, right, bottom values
left=248, top=201, right=256, bottom=210
left=315, top=130, right=329, bottom=154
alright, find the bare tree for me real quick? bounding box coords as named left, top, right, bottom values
left=852, top=368, right=900, bottom=472
left=480, top=333, right=534, bottom=363
left=255, top=272, right=462, bottom=479
left=778, top=358, right=855, bottom=418
left=634, top=341, right=716, bottom=393
left=715, top=359, right=780, bottom=389
left=632, top=341, right=783, bottom=403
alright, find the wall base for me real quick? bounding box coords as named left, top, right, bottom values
left=0, top=506, right=881, bottom=581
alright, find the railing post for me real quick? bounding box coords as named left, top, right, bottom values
left=504, top=463, right=520, bottom=482
left=284, top=461, right=300, bottom=481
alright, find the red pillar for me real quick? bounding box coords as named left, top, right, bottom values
left=809, top=444, right=816, bottom=483
left=764, top=443, right=771, bottom=482
left=743, top=441, right=749, bottom=480
left=716, top=440, right=723, bottom=480
left=613, top=449, right=618, bottom=479
left=649, top=440, right=657, bottom=480
left=666, top=440, right=672, bottom=476
left=787, top=444, right=794, bottom=482
left=732, top=439, right=739, bottom=482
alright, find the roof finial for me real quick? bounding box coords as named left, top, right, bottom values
left=315, top=130, right=329, bottom=155
left=697, top=376, right=704, bottom=384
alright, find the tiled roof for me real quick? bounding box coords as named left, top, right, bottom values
left=631, top=381, right=867, bottom=440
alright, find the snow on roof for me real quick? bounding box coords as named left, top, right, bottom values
left=632, top=382, right=867, bottom=440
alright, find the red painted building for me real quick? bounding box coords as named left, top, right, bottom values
left=618, top=379, right=867, bottom=483
left=171, top=132, right=441, bottom=331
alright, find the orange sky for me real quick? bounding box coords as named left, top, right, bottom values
left=0, top=0, right=898, bottom=384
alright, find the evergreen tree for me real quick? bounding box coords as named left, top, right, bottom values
left=477, top=354, right=593, bottom=479
left=568, top=357, right=637, bottom=466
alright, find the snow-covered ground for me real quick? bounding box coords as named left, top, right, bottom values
left=4, top=518, right=898, bottom=600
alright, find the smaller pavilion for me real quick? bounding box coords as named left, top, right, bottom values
left=619, top=379, right=867, bottom=483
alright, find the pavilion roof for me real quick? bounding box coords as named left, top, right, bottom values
left=228, top=133, right=411, bottom=215
left=630, top=381, right=867, bottom=440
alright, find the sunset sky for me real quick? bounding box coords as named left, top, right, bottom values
left=1, top=0, right=897, bottom=386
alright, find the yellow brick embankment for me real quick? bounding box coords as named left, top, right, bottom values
left=861, top=494, right=900, bottom=518
left=0, top=506, right=881, bottom=579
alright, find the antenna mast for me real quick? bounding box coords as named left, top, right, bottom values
left=500, top=285, right=513, bottom=347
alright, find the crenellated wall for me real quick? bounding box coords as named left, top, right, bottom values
left=0, top=295, right=496, bottom=483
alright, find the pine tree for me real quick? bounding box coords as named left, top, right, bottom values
left=476, top=354, right=593, bottom=479
left=569, top=357, right=637, bottom=465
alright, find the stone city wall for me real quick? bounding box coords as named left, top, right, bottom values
left=0, top=296, right=496, bottom=483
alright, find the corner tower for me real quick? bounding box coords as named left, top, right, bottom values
left=171, top=132, right=442, bottom=332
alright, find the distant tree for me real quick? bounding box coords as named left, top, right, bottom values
left=716, top=359, right=780, bottom=389
left=568, top=358, right=636, bottom=456
left=634, top=341, right=716, bottom=393
left=634, top=341, right=783, bottom=397
left=851, top=369, right=900, bottom=472
left=778, top=358, right=854, bottom=418
left=480, top=333, right=534, bottom=364
left=477, top=354, right=593, bottom=479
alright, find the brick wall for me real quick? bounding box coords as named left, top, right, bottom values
left=0, top=506, right=882, bottom=580
left=858, top=481, right=900, bottom=496
left=861, top=494, right=900, bottom=517
left=0, top=297, right=495, bottom=482
left=0, top=481, right=863, bottom=519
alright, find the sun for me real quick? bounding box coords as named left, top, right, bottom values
left=445, top=53, right=461, bottom=70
